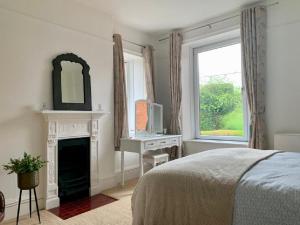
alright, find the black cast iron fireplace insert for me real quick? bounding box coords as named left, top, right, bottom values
left=58, top=137, right=90, bottom=202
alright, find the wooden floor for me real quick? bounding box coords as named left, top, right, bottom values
left=3, top=179, right=137, bottom=225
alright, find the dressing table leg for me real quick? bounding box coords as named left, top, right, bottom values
left=139, top=151, right=144, bottom=177
left=121, top=148, right=125, bottom=186
left=178, top=138, right=183, bottom=158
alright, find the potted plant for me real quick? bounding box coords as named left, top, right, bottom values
left=2, top=153, right=47, bottom=190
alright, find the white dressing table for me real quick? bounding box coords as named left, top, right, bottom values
left=120, top=135, right=182, bottom=186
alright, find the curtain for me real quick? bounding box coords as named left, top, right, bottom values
left=241, top=6, right=267, bottom=149
left=142, top=45, right=156, bottom=103
left=113, top=34, right=129, bottom=150
left=168, top=31, right=183, bottom=159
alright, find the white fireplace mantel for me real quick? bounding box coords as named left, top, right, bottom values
left=41, top=110, right=109, bottom=209
left=41, top=110, right=108, bottom=120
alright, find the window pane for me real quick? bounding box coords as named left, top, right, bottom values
left=198, top=43, right=244, bottom=137
left=124, top=53, right=146, bottom=136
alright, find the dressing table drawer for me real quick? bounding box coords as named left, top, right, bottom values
left=158, top=139, right=170, bottom=148
left=144, top=141, right=158, bottom=149
left=169, top=138, right=179, bottom=146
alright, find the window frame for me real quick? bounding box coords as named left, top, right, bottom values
left=124, top=51, right=146, bottom=137
left=193, top=38, right=249, bottom=142
left=124, top=59, right=134, bottom=136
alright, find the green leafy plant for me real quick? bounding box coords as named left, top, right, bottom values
left=2, top=152, right=47, bottom=174
left=199, top=79, right=243, bottom=136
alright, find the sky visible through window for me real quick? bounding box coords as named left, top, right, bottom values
left=198, top=43, right=242, bottom=87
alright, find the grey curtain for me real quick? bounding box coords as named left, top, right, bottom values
left=113, top=34, right=129, bottom=150
left=168, top=31, right=183, bottom=159
left=241, top=6, right=267, bottom=149
left=142, top=45, right=156, bottom=102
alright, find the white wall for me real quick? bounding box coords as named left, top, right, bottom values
left=0, top=0, right=154, bottom=220
left=184, top=140, right=247, bottom=155
left=154, top=40, right=171, bottom=129
left=265, top=0, right=300, bottom=148
left=154, top=0, right=300, bottom=152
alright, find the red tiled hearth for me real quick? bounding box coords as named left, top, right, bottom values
left=48, top=194, right=117, bottom=220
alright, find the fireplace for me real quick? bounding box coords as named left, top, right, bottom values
left=58, top=138, right=90, bottom=202
left=42, top=110, right=107, bottom=209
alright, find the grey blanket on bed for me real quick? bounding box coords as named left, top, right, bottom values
left=132, top=148, right=278, bottom=225
left=233, top=152, right=300, bottom=225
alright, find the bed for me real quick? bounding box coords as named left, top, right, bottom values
left=131, top=148, right=300, bottom=225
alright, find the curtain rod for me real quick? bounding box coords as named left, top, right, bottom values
left=122, top=39, right=156, bottom=51
left=123, top=39, right=146, bottom=48
left=158, top=1, right=279, bottom=42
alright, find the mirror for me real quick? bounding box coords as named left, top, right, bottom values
left=61, top=61, right=84, bottom=103
left=135, top=100, right=150, bottom=135
left=52, top=53, right=92, bottom=111
left=152, top=103, right=163, bottom=134
left=135, top=100, right=163, bottom=136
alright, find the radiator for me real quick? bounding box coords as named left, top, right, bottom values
left=274, top=133, right=300, bottom=152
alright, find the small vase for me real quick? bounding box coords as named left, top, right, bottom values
left=17, top=171, right=39, bottom=190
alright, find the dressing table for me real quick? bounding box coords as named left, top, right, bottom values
left=120, top=100, right=182, bottom=186
left=120, top=135, right=182, bottom=186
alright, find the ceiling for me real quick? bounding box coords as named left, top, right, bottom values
left=75, top=0, right=263, bottom=34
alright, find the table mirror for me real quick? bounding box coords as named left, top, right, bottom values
left=135, top=100, right=163, bottom=136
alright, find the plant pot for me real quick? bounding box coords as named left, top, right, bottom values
left=17, top=171, right=39, bottom=190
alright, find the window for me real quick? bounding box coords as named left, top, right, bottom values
left=193, top=39, right=249, bottom=141
left=124, top=52, right=146, bottom=136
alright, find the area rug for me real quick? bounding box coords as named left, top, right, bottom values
left=4, top=180, right=137, bottom=225
left=4, top=196, right=132, bottom=225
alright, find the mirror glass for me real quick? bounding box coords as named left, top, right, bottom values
left=135, top=100, right=150, bottom=135
left=153, top=104, right=163, bottom=134
left=61, top=61, right=84, bottom=103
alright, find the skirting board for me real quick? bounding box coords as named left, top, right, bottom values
left=94, top=164, right=151, bottom=193
left=45, top=197, right=60, bottom=210
left=4, top=197, right=44, bottom=222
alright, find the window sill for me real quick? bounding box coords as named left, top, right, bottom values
left=184, top=139, right=248, bottom=146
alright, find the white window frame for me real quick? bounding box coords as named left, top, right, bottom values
left=193, top=38, right=249, bottom=142
left=124, top=51, right=146, bottom=137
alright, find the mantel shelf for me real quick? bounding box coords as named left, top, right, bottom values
left=41, top=110, right=109, bottom=120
